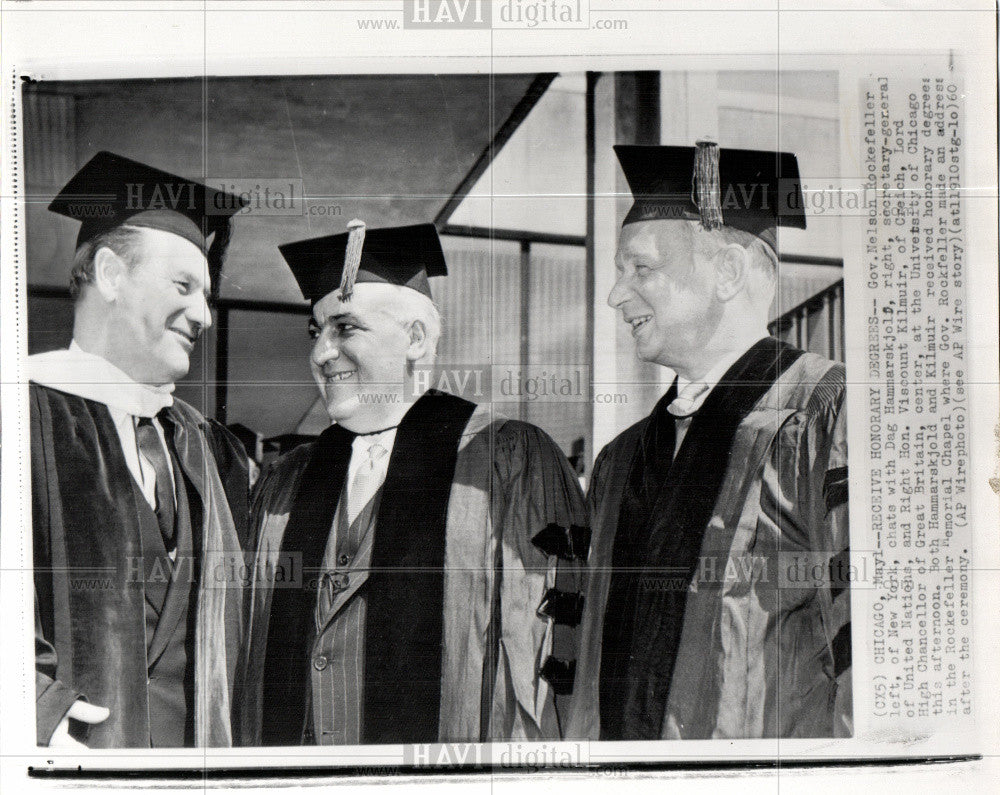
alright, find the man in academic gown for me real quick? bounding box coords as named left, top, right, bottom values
left=236, top=223, right=587, bottom=745
left=567, top=143, right=851, bottom=740
left=29, top=152, right=250, bottom=748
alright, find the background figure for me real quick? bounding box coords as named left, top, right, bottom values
left=569, top=143, right=851, bottom=740
left=237, top=223, right=587, bottom=745
left=29, top=152, right=250, bottom=748
left=229, top=423, right=265, bottom=489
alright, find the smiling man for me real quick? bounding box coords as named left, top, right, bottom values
left=237, top=223, right=587, bottom=746
left=567, top=143, right=851, bottom=740
left=27, top=152, right=250, bottom=748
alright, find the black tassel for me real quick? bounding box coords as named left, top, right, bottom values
left=206, top=217, right=233, bottom=296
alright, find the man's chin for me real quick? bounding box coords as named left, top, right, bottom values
left=140, top=359, right=189, bottom=387
left=633, top=335, right=670, bottom=367
left=323, top=393, right=361, bottom=425
left=634, top=344, right=657, bottom=364
left=158, top=345, right=192, bottom=382
left=164, top=361, right=190, bottom=384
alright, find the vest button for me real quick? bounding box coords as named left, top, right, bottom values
left=338, top=553, right=351, bottom=566
left=313, top=655, right=329, bottom=671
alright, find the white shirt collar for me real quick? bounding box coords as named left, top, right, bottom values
left=348, top=427, right=397, bottom=472
left=675, top=333, right=770, bottom=397
left=25, top=340, right=175, bottom=418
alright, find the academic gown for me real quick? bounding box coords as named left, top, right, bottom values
left=236, top=390, right=588, bottom=745
left=567, top=338, right=852, bottom=740
left=31, top=383, right=249, bottom=747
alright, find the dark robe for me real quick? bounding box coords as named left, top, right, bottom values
left=236, top=392, right=589, bottom=745
left=568, top=339, right=852, bottom=740
left=32, top=383, right=249, bottom=747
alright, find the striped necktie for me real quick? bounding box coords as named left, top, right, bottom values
left=136, top=415, right=177, bottom=550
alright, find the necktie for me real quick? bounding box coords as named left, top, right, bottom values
left=136, top=416, right=177, bottom=550
left=347, top=442, right=388, bottom=525
left=666, top=380, right=712, bottom=418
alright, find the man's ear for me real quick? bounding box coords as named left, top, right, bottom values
left=92, top=246, right=128, bottom=303
left=405, top=319, right=429, bottom=363
left=714, top=244, right=750, bottom=302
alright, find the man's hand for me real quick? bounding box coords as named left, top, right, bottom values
left=48, top=700, right=110, bottom=748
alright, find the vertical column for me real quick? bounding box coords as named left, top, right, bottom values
left=519, top=239, right=530, bottom=423
left=591, top=72, right=663, bottom=456
left=584, top=72, right=597, bottom=471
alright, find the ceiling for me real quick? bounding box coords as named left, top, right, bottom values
left=24, top=73, right=552, bottom=303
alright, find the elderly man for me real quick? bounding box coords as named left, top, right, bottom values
left=568, top=143, right=851, bottom=740
left=28, top=152, right=249, bottom=748
left=237, top=223, right=587, bottom=746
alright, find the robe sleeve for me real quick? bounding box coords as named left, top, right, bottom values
left=816, top=383, right=851, bottom=736
left=30, top=385, right=83, bottom=745
left=491, top=421, right=589, bottom=738
left=204, top=419, right=251, bottom=553
left=35, top=594, right=82, bottom=746
left=247, top=448, right=308, bottom=559
left=787, top=366, right=851, bottom=736
left=585, top=443, right=613, bottom=528
left=233, top=447, right=311, bottom=746
left=559, top=442, right=615, bottom=740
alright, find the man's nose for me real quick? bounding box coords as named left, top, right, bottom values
left=186, top=292, right=213, bottom=332
left=312, top=333, right=340, bottom=367
left=607, top=272, right=631, bottom=309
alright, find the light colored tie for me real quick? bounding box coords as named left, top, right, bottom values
left=666, top=380, right=712, bottom=418
left=346, top=442, right=388, bottom=525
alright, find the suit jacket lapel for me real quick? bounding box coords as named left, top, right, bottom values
left=316, top=491, right=380, bottom=634
left=145, top=408, right=200, bottom=669
left=131, top=478, right=171, bottom=616
left=138, top=406, right=201, bottom=622
left=146, top=469, right=196, bottom=669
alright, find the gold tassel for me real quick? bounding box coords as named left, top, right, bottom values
left=338, top=219, right=367, bottom=301
left=692, top=140, right=723, bottom=230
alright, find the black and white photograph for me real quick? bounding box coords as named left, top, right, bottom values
left=0, top=1, right=997, bottom=792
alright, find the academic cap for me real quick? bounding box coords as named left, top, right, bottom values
left=614, top=142, right=806, bottom=251
left=48, top=150, right=247, bottom=283
left=279, top=222, right=447, bottom=304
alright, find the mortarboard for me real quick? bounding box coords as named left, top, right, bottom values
left=614, top=141, right=806, bottom=251
left=279, top=222, right=447, bottom=304
left=48, top=151, right=247, bottom=284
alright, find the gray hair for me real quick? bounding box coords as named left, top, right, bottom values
left=68, top=225, right=145, bottom=299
